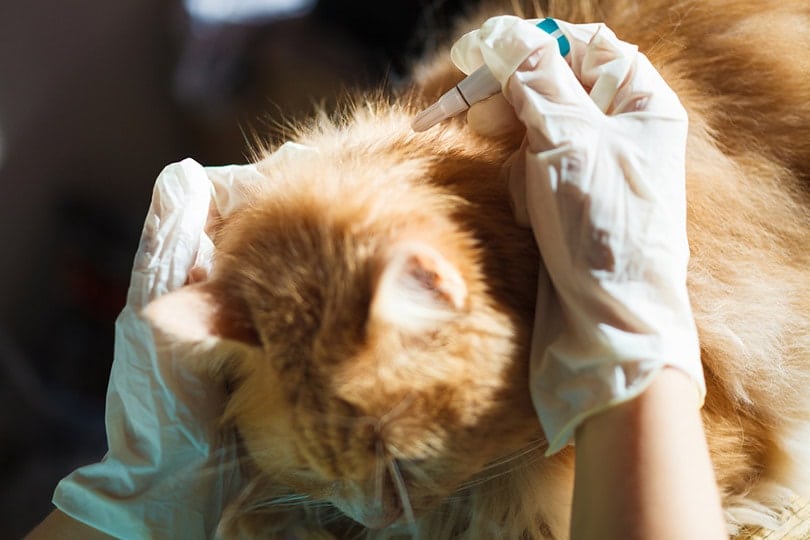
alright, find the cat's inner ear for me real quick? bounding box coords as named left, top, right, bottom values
left=371, top=241, right=468, bottom=332
left=142, top=281, right=260, bottom=348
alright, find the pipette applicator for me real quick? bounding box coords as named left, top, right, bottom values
left=411, top=18, right=571, bottom=132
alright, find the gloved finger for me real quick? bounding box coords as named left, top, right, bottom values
left=128, top=159, right=213, bottom=310
left=611, top=52, right=687, bottom=118
left=206, top=164, right=264, bottom=218
left=451, top=17, right=602, bottom=79
left=207, top=143, right=317, bottom=218
left=473, top=16, right=602, bottom=126
left=549, top=20, right=609, bottom=72
left=502, top=58, right=602, bottom=151
left=551, top=22, right=637, bottom=113
left=450, top=27, right=486, bottom=75
left=466, top=93, right=523, bottom=138
left=557, top=21, right=685, bottom=118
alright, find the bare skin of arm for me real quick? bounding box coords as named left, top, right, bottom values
left=25, top=509, right=113, bottom=540
left=571, top=367, right=728, bottom=540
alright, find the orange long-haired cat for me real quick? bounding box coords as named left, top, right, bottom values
left=145, top=0, right=810, bottom=537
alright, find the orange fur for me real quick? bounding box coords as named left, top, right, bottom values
left=144, top=0, right=810, bottom=538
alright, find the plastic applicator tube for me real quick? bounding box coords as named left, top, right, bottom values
left=412, top=18, right=571, bottom=132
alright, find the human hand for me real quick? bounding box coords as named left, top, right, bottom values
left=451, top=16, right=704, bottom=454
left=52, top=157, right=268, bottom=538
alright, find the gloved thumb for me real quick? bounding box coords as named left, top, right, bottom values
left=128, top=159, right=212, bottom=311
left=466, top=93, right=522, bottom=138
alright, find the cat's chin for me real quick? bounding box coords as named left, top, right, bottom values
left=333, top=502, right=404, bottom=531
left=360, top=510, right=403, bottom=530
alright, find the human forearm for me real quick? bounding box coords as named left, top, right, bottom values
left=26, top=509, right=113, bottom=540
left=571, top=368, right=728, bottom=540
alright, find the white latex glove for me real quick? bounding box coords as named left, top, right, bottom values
left=451, top=16, right=704, bottom=455
left=49, top=151, right=298, bottom=538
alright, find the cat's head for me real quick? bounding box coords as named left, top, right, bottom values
left=143, top=109, right=541, bottom=529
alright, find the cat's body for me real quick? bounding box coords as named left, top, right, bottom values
left=145, top=0, right=810, bottom=538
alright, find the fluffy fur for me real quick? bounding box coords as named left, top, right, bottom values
left=145, top=0, right=810, bottom=538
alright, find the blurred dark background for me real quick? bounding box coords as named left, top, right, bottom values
left=0, top=0, right=469, bottom=535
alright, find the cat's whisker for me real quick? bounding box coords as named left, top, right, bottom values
left=241, top=498, right=328, bottom=513
left=241, top=499, right=321, bottom=513
left=453, top=446, right=546, bottom=492
left=454, top=465, right=517, bottom=490
left=241, top=493, right=340, bottom=516
left=475, top=440, right=547, bottom=473
left=374, top=438, right=385, bottom=514
left=387, top=458, right=417, bottom=536
left=456, top=440, right=546, bottom=481
left=456, top=468, right=522, bottom=491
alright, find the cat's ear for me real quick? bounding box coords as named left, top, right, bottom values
left=141, top=282, right=261, bottom=370
left=371, top=241, right=468, bottom=332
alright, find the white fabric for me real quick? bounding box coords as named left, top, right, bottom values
left=451, top=16, right=705, bottom=454
left=52, top=145, right=313, bottom=538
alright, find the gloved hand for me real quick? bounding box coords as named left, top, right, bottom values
left=451, top=16, right=705, bottom=455
left=51, top=149, right=307, bottom=538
